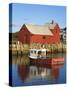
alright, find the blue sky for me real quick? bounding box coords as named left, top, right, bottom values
left=9, top=3, right=66, bottom=32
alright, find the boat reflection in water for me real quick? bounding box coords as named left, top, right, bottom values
left=12, top=54, right=66, bottom=86
left=18, top=59, right=64, bottom=82
left=29, top=59, right=64, bottom=81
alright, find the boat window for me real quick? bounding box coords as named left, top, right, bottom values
left=38, top=51, right=42, bottom=54
left=31, top=51, right=33, bottom=53
left=34, top=51, right=36, bottom=54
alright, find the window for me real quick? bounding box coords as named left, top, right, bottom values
left=34, top=51, right=36, bottom=54
left=43, top=36, right=46, bottom=39
left=31, top=51, right=33, bottom=53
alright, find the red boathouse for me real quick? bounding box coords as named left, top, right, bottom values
left=18, top=21, right=60, bottom=44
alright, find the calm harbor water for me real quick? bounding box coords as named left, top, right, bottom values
left=10, top=53, right=66, bottom=86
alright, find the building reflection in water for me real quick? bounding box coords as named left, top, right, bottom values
left=18, top=64, right=29, bottom=81
left=27, top=64, right=64, bottom=81
left=12, top=55, right=30, bottom=65
left=16, top=55, right=64, bottom=82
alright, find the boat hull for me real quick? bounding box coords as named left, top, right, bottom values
left=28, top=55, right=48, bottom=59
left=30, top=58, right=64, bottom=66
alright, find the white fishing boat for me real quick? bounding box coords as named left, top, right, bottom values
left=29, top=48, right=49, bottom=59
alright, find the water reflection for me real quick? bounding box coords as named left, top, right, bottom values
left=12, top=55, right=30, bottom=65
left=18, top=61, right=64, bottom=82
left=12, top=53, right=66, bottom=86
left=18, top=64, right=29, bottom=81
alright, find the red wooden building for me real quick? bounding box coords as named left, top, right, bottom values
left=18, top=21, right=60, bottom=44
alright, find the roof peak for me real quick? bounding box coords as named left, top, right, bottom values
left=24, top=23, right=54, bottom=36
left=24, top=21, right=57, bottom=26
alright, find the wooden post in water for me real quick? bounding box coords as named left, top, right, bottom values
left=16, top=41, right=20, bottom=56
left=50, top=44, right=52, bottom=54
left=16, top=41, right=18, bottom=56
left=57, top=43, right=58, bottom=53
left=20, top=42, right=23, bottom=56
left=62, top=42, right=63, bottom=53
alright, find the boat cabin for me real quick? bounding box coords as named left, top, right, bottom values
left=29, top=49, right=48, bottom=59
